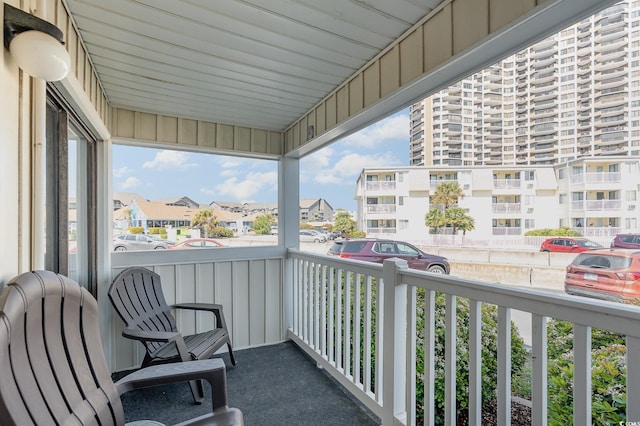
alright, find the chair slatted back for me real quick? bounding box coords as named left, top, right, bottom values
left=0, top=271, right=124, bottom=426
left=109, top=267, right=178, bottom=355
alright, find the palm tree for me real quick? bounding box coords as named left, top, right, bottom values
left=123, top=208, right=133, bottom=228
left=425, top=208, right=446, bottom=234
left=191, top=209, right=219, bottom=238
left=431, top=181, right=464, bottom=209
left=445, top=207, right=475, bottom=235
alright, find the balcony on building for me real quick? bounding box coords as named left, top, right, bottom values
left=493, top=175, right=521, bottom=190
left=585, top=198, right=622, bottom=211
left=491, top=225, right=522, bottom=235
left=366, top=200, right=398, bottom=215
left=491, top=200, right=522, bottom=214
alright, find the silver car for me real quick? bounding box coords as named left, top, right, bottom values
left=299, top=230, right=326, bottom=243
left=113, top=234, right=168, bottom=251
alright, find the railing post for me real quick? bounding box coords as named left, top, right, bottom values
left=382, top=258, right=409, bottom=426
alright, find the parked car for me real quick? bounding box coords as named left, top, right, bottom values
left=148, top=234, right=176, bottom=247
left=564, top=248, right=640, bottom=302
left=113, top=234, right=169, bottom=251
left=300, top=230, right=326, bottom=243
left=610, top=233, right=640, bottom=249
left=169, top=238, right=224, bottom=249
left=327, top=239, right=450, bottom=274
left=540, top=237, right=603, bottom=253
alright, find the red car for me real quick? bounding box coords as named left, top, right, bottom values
left=169, top=238, right=224, bottom=249
left=540, top=237, right=602, bottom=253
left=610, top=234, right=640, bottom=249
left=565, top=249, right=640, bottom=302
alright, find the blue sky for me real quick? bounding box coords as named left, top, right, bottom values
left=112, top=109, right=409, bottom=212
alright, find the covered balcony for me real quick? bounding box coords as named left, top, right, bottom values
left=2, top=0, right=636, bottom=425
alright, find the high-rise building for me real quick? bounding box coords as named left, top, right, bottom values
left=410, top=1, right=640, bottom=167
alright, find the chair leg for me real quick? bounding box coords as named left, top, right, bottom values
left=227, top=342, right=237, bottom=366
left=188, top=379, right=205, bottom=404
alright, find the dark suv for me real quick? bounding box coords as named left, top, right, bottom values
left=327, top=239, right=450, bottom=274
left=610, top=234, right=640, bottom=249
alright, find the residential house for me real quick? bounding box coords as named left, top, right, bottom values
left=112, top=192, right=147, bottom=210
left=300, top=198, right=334, bottom=222
left=153, top=196, right=201, bottom=209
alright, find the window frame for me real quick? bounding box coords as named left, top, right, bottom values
left=46, top=88, right=98, bottom=296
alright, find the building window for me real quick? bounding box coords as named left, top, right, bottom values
left=46, top=91, right=97, bottom=294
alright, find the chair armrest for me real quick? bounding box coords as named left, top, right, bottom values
left=115, top=359, right=230, bottom=412
left=172, top=303, right=223, bottom=313
left=172, top=304, right=228, bottom=331
left=122, top=328, right=181, bottom=343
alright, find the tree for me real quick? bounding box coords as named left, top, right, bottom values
left=425, top=208, right=446, bottom=234
left=445, top=206, right=475, bottom=235
left=334, top=210, right=356, bottom=233
left=427, top=182, right=475, bottom=235
left=253, top=213, right=275, bottom=235
left=123, top=208, right=132, bottom=227
left=431, top=181, right=464, bottom=209
left=191, top=209, right=219, bottom=238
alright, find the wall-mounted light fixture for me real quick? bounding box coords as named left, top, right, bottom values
left=4, top=3, right=71, bottom=81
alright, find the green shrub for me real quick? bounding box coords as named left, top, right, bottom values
left=253, top=214, right=275, bottom=235
left=128, top=227, right=144, bottom=234
left=416, top=292, right=529, bottom=424
left=210, top=226, right=233, bottom=238
left=525, top=227, right=581, bottom=237
left=546, top=319, right=626, bottom=424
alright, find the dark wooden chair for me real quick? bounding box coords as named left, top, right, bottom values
left=109, top=267, right=236, bottom=404
left=0, top=270, right=243, bottom=426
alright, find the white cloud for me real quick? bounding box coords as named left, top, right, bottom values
left=312, top=152, right=400, bottom=185
left=218, top=158, right=243, bottom=169
left=113, top=166, right=132, bottom=178
left=342, top=113, right=409, bottom=149
left=142, top=150, right=197, bottom=171
left=120, top=176, right=141, bottom=190
left=201, top=171, right=278, bottom=202
left=303, top=147, right=334, bottom=171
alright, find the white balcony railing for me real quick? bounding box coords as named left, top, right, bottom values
left=366, top=204, right=397, bottom=214
left=492, top=226, right=522, bottom=235
left=367, top=227, right=397, bottom=234
left=288, top=250, right=640, bottom=425
left=491, top=202, right=521, bottom=213
left=366, top=181, right=397, bottom=191
left=493, top=179, right=521, bottom=189
left=570, top=172, right=621, bottom=184
left=585, top=199, right=621, bottom=210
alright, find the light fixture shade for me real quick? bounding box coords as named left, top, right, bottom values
left=9, top=30, right=71, bottom=81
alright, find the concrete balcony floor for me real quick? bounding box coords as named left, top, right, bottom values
left=117, top=341, right=380, bottom=426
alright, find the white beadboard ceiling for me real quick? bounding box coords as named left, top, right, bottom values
left=65, top=0, right=445, bottom=131
left=64, top=0, right=614, bottom=138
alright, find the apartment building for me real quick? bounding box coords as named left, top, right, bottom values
left=557, top=157, right=640, bottom=236
left=356, top=157, right=640, bottom=240
left=410, top=1, right=640, bottom=167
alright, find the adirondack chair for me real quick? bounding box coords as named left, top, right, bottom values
left=109, top=267, right=236, bottom=404
left=0, top=270, right=243, bottom=426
